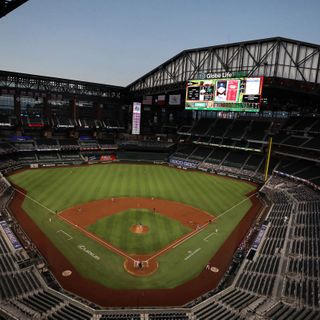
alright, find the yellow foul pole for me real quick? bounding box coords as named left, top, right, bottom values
left=264, top=136, right=273, bottom=182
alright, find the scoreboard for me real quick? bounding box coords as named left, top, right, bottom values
left=185, top=76, right=263, bottom=112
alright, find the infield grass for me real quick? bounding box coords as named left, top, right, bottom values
left=87, top=209, right=191, bottom=254
left=9, top=164, right=256, bottom=289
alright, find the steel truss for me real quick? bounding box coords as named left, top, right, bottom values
left=128, top=37, right=320, bottom=95
left=0, top=70, right=123, bottom=101
left=0, top=0, right=28, bottom=18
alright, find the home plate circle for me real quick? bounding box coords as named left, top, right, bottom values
left=62, top=270, right=72, bottom=277
left=210, top=267, right=219, bottom=273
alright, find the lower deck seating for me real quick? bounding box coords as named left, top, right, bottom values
left=217, top=289, right=256, bottom=310
left=265, top=303, right=318, bottom=320
left=173, top=145, right=196, bottom=158
left=50, top=304, right=92, bottom=320
left=17, top=290, right=63, bottom=314
left=149, top=313, right=189, bottom=320
left=0, top=269, right=42, bottom=299
left=194, top=300, right=244, bottom=320
left=188, top=146, right=212, bottom=160
left=117, top=151, right=168, bottom=161
left=99, top=314, right=141, bottom=320
left=60, top=151, right=81, bottom=159
left=243, top=154, right=264, bottom=171
left=206, top=148, right=229, bottom=164
left=37, top=152, right=59, bottom=160
left=222, top=151, right=249, bottom=168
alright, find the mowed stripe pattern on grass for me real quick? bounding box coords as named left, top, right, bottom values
left=9, top=164, right=253, bottom=215
left=87, top=209, right=191, bottom=254
left=8, top=164, right=256, bottom=289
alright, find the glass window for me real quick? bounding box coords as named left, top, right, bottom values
left=0, top=95, right=14, bottom=113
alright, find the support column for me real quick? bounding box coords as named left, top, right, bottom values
left=43, top=96, right=51, bottom=120
left=264, top=136, right=273, bottom=182
left=14, top=92, right=21, bottom=121
left=70, top=98, right=78, bottom=120
left=94, top=101, right=103, bottom=120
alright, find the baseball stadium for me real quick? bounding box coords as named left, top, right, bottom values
left=0, top=1, right=320, bottom=320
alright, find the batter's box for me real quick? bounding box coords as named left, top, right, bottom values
left=56, top=229, right=73, bottom=240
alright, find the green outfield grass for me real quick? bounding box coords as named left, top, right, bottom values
left=9, top=164, right=256, bottom=289
left=87, top=209, right=191, bottom=254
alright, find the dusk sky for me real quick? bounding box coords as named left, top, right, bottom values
left=0, top=0, right=319, bottom=86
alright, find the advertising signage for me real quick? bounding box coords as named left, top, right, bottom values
left=132, top=102, right=141, bottom=135
left=185, top=76, right=263, bottom=112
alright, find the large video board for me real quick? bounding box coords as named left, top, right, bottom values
left=185, top=76, right=263, bottom=112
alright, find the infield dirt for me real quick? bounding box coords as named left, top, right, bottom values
left=9, top=184, right=262, bottom=307
left=59, top=197, right=213, bottom=276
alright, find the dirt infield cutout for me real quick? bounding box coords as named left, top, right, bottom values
left=59, top=197, right=214, bottom=276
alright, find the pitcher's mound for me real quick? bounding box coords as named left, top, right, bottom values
left=130, top=224, right=149, bottom=234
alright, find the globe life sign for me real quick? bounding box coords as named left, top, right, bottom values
left=197, top=71, right=247, bottom=80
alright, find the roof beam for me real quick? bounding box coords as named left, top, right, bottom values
left=0, top=0, right=28, bottom=18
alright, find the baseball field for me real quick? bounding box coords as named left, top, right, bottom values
left=8, top=163, right=258, bottom=295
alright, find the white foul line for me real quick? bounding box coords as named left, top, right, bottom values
left=172, top=223, right=209, bottom=249
left=58, top=214, right=135, bottom=262
left=203, top=232, right=216, bottom=242
left=184, top=248, right=201, bottom=260
left=13, top=185, right=137, bottom=263
left=146, top=192, right=259, bottom=262
left=12, top=186, right=56, bottom=214
left=145, top=222, right=209, bottom=263
left=215, top=192, right=258, bottom=220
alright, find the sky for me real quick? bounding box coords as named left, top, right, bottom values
left=0, top=0, right=319, bottom=87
